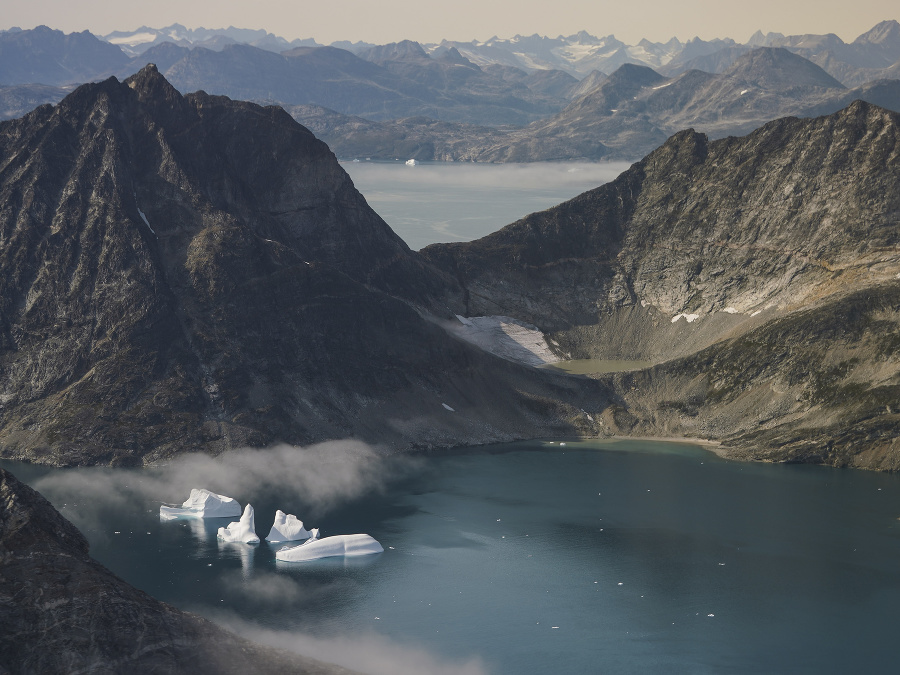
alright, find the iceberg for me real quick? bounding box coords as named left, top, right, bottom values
left=405, top=158, right=418, bottom=166
left=159, top=488, right=241, bottom=520
left=275, top=533, right=383, bottom=562
left=216, top=504, right=260, bottom=543
left=266, top=510, right=313, bottom=543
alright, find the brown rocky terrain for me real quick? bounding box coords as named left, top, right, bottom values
left=422, top=100, right=900, bottom=470
left=0, top=466, right=358, bottom=673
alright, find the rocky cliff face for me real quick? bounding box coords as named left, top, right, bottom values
left=0, top=467, right=357, bottom=673
left=423, top=101, right=900, bottom=469
left=0, top=65, right=608, bottom=466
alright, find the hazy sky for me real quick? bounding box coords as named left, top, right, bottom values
left=4, top=0, right=897, bottom=45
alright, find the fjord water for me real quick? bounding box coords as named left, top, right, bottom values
left=342, top=161, right=630, bottom=251
left=4, top=440, right=900, bottom=674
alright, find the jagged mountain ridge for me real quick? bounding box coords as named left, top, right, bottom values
left=0, top=467, right=357, bottom=673
left=0, top=66, right=607, bottom=466
left=422, top=101, right=900, bottom=469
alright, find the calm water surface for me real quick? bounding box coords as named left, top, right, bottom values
left=342, top=161, right=630, bottom=251
left=4, top=439, right=900, bottom=674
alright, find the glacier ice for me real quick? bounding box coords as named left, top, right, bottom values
left=159, top=488, right=241, bottom=520
left=266, top=510, right=313, bottom=543
left=275, top=533, right=383, bottom=562
left=216, top=504, right=260, bottom=543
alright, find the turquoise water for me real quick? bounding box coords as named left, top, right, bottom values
left=342, top=161, right=630, bottom=251
left=4, top=439, right=900, bottom=674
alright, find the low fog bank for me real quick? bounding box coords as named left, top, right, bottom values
left=343, top=161, right=630, bottom=250
left=213, top=612, right=489, bottom=675
left=30, top=441, right=420, bottom=532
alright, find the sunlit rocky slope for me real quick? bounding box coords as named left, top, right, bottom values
left=423, top=101, right=900, bottom=470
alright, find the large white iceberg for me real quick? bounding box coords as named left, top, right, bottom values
left=159, top=488, right=241, bottom=520
left=275, top=533, right=383, bottom=562
left=216, top=504, right=260, bottom=543
left=266, top=510, right=313, bottom=543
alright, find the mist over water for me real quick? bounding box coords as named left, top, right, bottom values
left=4, top=439, right=900, bottom=674
left=343, top=161, right=631, bottom=251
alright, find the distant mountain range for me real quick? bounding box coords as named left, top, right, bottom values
left=291, top=48, right=900, bottom=161
left=1, top=21, right=899, bottom=160
left=97, top=20, right=900, bottom=84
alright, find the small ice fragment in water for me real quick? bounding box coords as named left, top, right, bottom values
left=442, top=403, right=455, bottom=411
left=114, top=532, right=121, bottom=534
left=618, top=582, right=623, bottom=586
left=708, top=614, right=715, bottom=617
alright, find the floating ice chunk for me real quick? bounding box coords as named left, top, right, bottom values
left=275, top=534, right=383, bottom=562
left=159, top=488, right=241, bottom=520
left=442, top=403, right=455, bottom=412
left=405, top=158, right=418, bottom=166
left=266, top=510, right=312, bottom=543
left=217, top=504, right=260, bottom=543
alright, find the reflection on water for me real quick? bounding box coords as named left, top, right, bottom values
left=540, top=358, right=654, bottom=375
left=343, top=161, right=631, bottom=251
left=3, top=439, right=900, bottom=674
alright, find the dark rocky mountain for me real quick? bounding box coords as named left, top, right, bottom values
left=0, top=25, right=129, bottom=86
left=422, top=101, right=900, bottom=470
left=0, top=66, right=606, bottom=467
left=0, top=466, right=356, bottom=673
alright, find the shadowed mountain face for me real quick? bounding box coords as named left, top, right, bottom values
left=0, top=66, right=608, bottom=467
left=422, top=101, right=900, bottom=469
left=0, top=467, right=358, bottom=674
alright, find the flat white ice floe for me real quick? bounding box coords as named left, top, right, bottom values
left=159, top=488, right=241, bottom=520
left=275, top=533, right=383, bottom=562
left=217, top=504, right=260, bottom=543
left=266, top=510, right=313, bottom=543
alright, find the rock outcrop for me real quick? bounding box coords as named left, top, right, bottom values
left=0, top=467, right=356, bottom=673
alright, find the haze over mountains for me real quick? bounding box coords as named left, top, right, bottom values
left=2, top=21, right=900, bottom=160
